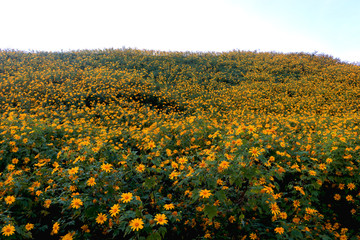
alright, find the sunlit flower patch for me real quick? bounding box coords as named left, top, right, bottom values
left=0, top=49, right=360, bottom=239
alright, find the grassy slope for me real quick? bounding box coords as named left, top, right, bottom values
left=0, top=49, right=360, bottom=239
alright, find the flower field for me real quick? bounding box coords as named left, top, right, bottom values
left=0, top=49, right=360, bottom=239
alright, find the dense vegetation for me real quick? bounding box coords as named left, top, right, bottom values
left=0, top=48, right=360, bottom=239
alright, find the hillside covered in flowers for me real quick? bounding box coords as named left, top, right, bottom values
left=1, top=49, right=360, bottom=239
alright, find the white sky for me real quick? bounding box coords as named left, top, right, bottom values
left=1, top=0, right=359, bottom=62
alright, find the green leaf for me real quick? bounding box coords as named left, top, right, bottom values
left=125, top=210, right=136, bottom=219
left=215, top=190, right=226, bottom=202
left=291, top=229, right=303, bottom=238
left=234, top=178, right=243, bottom=187
left=40, top=210, right=50, bottom=216
left=318, top=235, right=332, bottom=240
left=144, top=177, right=157, bottom=189
left=119, top=221, right=127, bottom=231
left=206, top=177, right=216, bottom=188
left=85, top=205, right=98, bottom=218
left=229, top=177, right=234, bottom=185
left=190, top=189, right=200, bottom=203
left=146, top=232, right=161, bottom=240
left=204, top=205, right=217, bottom=220
left=158, top=227, right=167, bottom=238
left=135, top=209, right=142, bottom=217
left=124, top=226, right=132, bottom=237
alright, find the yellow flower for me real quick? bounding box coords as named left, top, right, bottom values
left=44, top=199, right=52, bottom=208
left=198, top=160, right=207, bottom=168
left=305, top=208, right=318, bottom=215
left=164, top=203, right=175, bottom=210
left=334, top=194, right=341, bottom=200
left=249, top=147, right=261, bottom=157
left=7, top=164, right=15, bottom=171
left=293, top=200, right=300, bottom=208
left=261, top=186, right=273, bottom=194
left=2, top=224, right=15, bottom=236
left=109, top=204, right=120, bottom=217
left=219, top=161, right=230, bottom=170
left=68, top=167, right=79, bottom=175
left=204, top=232, right=212, bottom=238
left=147, top=141, right=156, bottom=149
left=317, top=179, right=323, bottom=186
left=86, top=177, right=96, bottom=186
left=217, top=179, right=224, bottom=185
left=347, top=183, right=356, bottom=190
left=294, top=186, right=305, bottom=195
left=81, top=224, right=90, bottom=233
left=228, top=215, right=236, bottom=223
left=178, top=157, right=188, bottom=164
left=71, top=198, right=83, bottom=209
left=24, top=157, right=30, bottom=164
left=279, top=212, right=287, bottom=219
left=249, top=233, right=258, bottom=240
left=293, top=217, right=300, bottom=224
left=339, top=235, right=348, bottom=240
left=69, top=185, right=77, bottom=192
left=61, top=232, right=74, bottom=240
left=166, top=149, right=172, bottom=156
left=154, top=214, right=168, bottom=225
left=326, top=158, right=333, bottom=164
left=199, top=189, right=212, bottom=199
left=129, top=218, right=144, bottom=231
left=318, top=163, right=326, bottom=171
left=96, top=213, right=107, bottom=224
left=25, top=223, right=34, bottom=231
left=270, top=202, right=280, bottom=216
left=274, top=227, right=284, bottom=235
left=346, top=195, right=353, bottom=202
left=196, top=205, right=204, bottom=212
left=136, top=164, right=146, bottom=173
left=101, top=163, right=113, bottom=173
left=5, top=195, right=16, bottom=205
left=248, top=125, right=256, bottom=133
left=121, top=192, right=133, bottom=203
left=51, top=222, right=60, bottom=235
left=169, top=170, right=180, bottom=180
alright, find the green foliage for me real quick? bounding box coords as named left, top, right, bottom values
left=0, top=49, right=360, bottom=239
